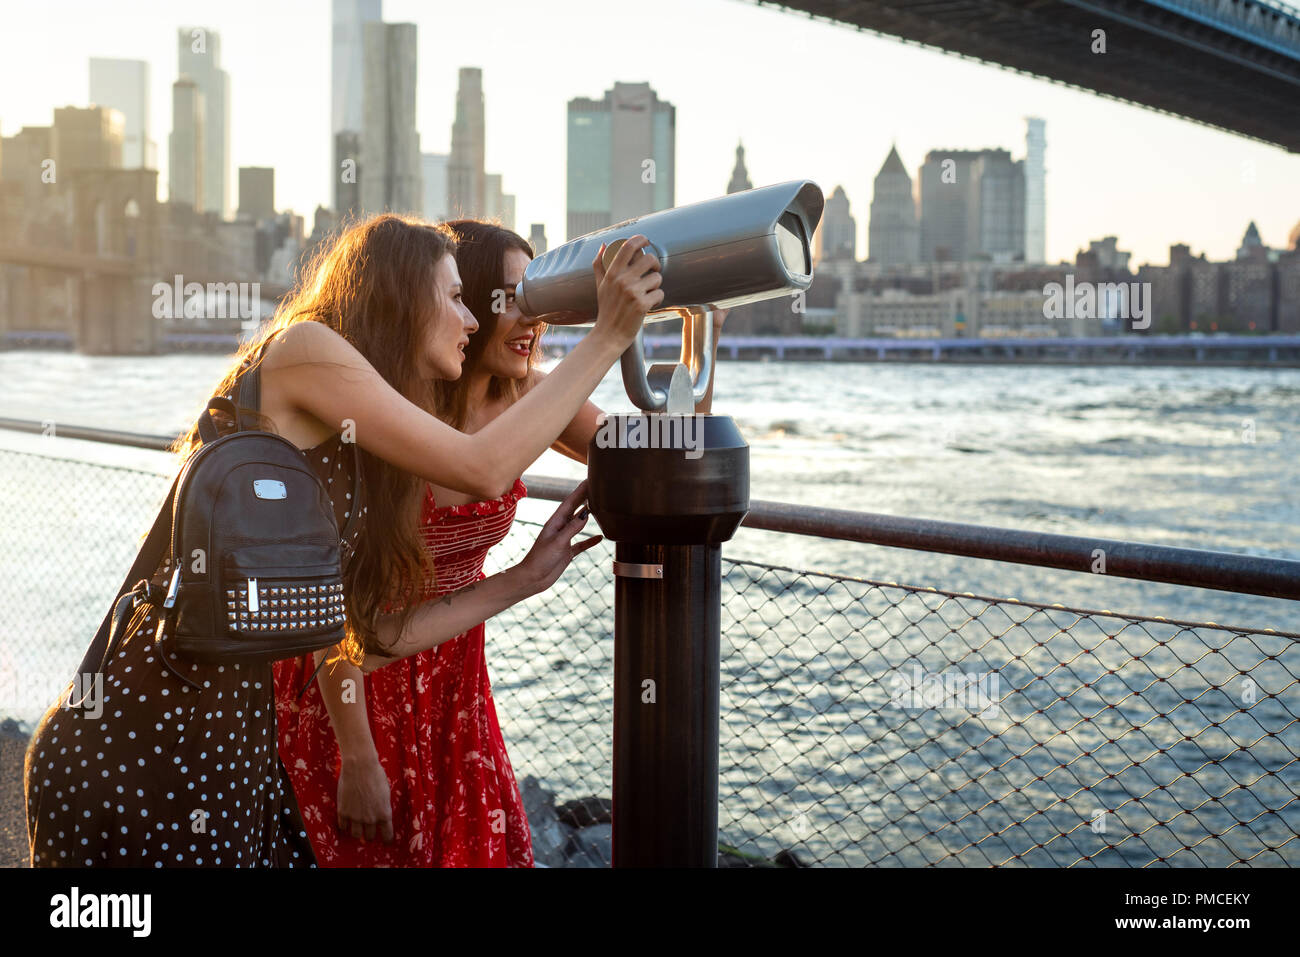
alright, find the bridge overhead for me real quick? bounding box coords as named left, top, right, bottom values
left=758, top=0, right=1300, bottom=152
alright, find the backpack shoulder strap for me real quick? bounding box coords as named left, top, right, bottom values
left=235, top=341, right=264, bottom=422
left=337, top=440, right=364, bottom=553
left=236, top=357, right=260, bottom=413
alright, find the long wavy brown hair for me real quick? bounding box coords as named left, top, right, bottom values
left=172, top=213, right=458, bottom=659
left=436, top=220, right=545, bottom=430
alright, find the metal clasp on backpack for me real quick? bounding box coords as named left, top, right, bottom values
left=162, top=567, right=182, bottom=609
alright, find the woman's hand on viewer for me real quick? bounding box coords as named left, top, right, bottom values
left=590, top=236, right=664, bottom=347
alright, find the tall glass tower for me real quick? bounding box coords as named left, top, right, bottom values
left=1024, top=117, right=1046, bottom=263
left=332, top=0, right=382, bottom=213
left=177, top=27, right=230, bottom=218
left=566, top=82, right=674, bottom=241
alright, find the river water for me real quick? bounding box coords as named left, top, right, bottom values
left=2, top=351, right=1297, bottom=865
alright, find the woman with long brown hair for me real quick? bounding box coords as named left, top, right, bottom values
left=24, top=213, right=661, bottom=867
left=275, top=220, right=725, bottom=866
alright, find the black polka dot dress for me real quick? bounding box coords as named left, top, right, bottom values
left=24, top=433, right=364, bottom=868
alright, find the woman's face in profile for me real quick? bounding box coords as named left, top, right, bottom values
left=475, top=248, right=542, bottom=381
left=421, top=253, right=479, bottom=380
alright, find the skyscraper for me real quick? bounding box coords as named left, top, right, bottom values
left=727, top=141, right=752, bottom=194
left=448, top=68, right=485, bottom=218
left=1023, top=117, right=1046, bottom=263
left=238, top=166, right=275, bottom=222
left=332, top=0, right=382, bottom=212
left=868, top=145, right=919, bottom=264
left=169, top=79, right=203, bottom=209
left=971, top=149, right=1024, bottom=261
left=89, top=58, right=153, bottom=169
left=816, top=186, right=856, bottom=262
left=360, top=22, right=421, bottom=215
left=333, top=0, right=382, bottom=134
left=919, top=150, right=979, bottom=262
left=918, top=148, right=1024, bottom=262
left=177, top=27, right=230, bottom=217
left=422, top=152, right=448, bottom=222
left=1237, top=221, right=1265, bottom=260
left=566, top=82, right=674, bottom=240
left=335, top=131, right=361, bottom=220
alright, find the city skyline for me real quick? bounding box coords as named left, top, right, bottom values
left=0, top=0, right=1297, bottom=266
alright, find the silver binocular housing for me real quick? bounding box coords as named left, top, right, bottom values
left=514, top=181, right=824, bottom=412
left=515, top=180, right=824, bottom=322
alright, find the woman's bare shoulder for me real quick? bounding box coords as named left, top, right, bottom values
left=261, top=320, right=360, bottom=372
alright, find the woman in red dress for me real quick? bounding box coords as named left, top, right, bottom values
left=274, top=222, right=726, bottom=866
left=275, top=476, right=534, bottom=865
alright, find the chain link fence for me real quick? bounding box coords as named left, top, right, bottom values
left=2, top=444, right=1297, bottom=867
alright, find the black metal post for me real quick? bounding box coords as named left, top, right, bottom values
left=588, top=413, right=748, bottom=868
left=611, top=542, right=721, bottom=866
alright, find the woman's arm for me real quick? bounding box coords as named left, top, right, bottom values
left=360, top=482, right=598, bottom=670
left=313, top=654, right=394, bottom=843
left=550, top=414, right=600, bottom=464
left=520, top=367, right=602, bottom=465
left=265, top=238, right=662, bottom=500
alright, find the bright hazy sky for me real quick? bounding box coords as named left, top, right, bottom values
left=1, top=0, right=1297, bottom=266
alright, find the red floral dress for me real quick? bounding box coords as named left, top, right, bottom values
left=273, top=478, right=534, bottom=867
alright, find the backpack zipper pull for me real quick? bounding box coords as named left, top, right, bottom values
left=248, top=578, right=259, bottom=613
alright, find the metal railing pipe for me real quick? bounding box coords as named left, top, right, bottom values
left=3, top=417, right=1298, bottom=601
